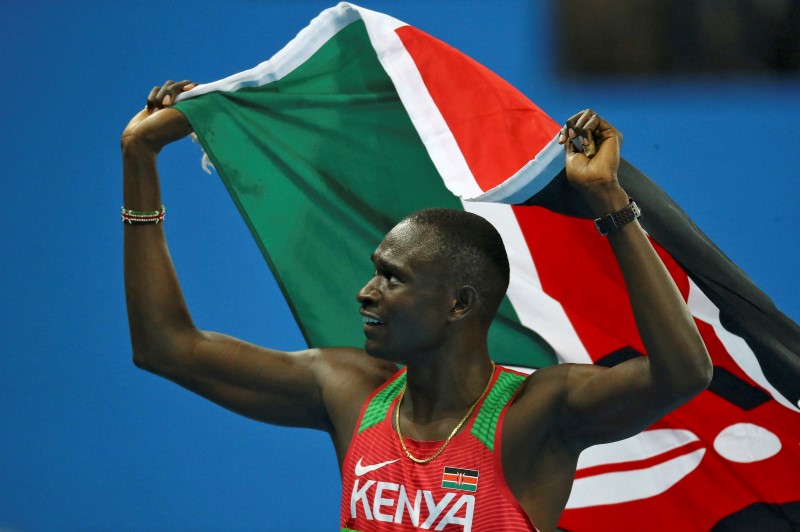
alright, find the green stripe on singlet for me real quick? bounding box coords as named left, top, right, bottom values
left=471, top=370, right=525, bottom=451
left=358, top=372, right=407, bottom=433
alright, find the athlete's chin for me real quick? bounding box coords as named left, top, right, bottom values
left=364, top=341, right=403, bottom=363
left=364, top=342, right=388, bottom=360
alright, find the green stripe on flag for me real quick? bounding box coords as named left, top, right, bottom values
left=176, top=19, right=555, bottom=368
left=441, top=481, right=478, bottom=492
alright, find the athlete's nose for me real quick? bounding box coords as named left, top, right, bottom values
left=357, top=275, right=380, bottom=306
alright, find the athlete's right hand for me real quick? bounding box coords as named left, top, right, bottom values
left=121, top=80, right=198, bottom=153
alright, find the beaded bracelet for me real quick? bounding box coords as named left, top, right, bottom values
left=121, top=205, right=166, bottom=224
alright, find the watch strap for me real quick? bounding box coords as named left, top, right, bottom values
left=594, top=198, right=641, bottom=235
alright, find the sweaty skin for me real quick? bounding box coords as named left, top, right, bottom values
left=122, top=81, right=712, bottom=531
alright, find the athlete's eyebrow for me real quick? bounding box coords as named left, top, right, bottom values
left=371, top=252, right=411, bottom=278
left=371, top=254, right=394, bottom=270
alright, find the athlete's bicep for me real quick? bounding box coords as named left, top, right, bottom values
left=561, top=359, right=691, bottom=447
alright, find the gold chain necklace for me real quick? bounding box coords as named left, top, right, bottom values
left=395, top=362, right=495, bottom=464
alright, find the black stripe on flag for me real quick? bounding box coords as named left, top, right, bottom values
left=444, top=467, right=479, bottom=476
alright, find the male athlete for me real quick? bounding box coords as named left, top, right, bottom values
left=121, top=80, right=712, bottom=531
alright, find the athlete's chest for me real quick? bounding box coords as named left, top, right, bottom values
left=343, top=427, right=497, bottom=531
left=339, top=367, right=535, bottom=531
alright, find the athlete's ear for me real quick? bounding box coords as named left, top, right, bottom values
left=448, top=285, right=477, bottom=322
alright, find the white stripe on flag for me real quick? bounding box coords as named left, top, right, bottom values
left=176, top=2, right=406, bottom=102
left=687, top=278, right=800, bottom=412
left=361, top=6, right=484, bottom=200
left=466, top=135, right=565, bottom=204
left=178, top=3, right=363, bottom=100
left=462, top=201, right=592, bottom=364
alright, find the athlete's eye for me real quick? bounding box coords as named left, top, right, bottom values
left=373, top=264, right=401, bottom=284
left=380, top=270, right=401, bottom=284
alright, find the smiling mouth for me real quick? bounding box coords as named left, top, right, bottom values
left=362, top=316, right=385, bottom=325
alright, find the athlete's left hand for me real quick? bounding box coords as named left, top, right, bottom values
left=558, top=109, right=627, bottom=214
left=121, top=80, right=197, bottom=154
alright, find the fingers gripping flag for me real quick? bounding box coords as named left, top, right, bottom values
left=174, top=3, right=800, bottom=530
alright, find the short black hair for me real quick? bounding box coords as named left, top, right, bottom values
left=401, top=208, right=510, bottom=324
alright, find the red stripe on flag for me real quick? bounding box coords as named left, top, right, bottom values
left=510, top=205, right=693, bottom=361
left=395, top=26, right=560, bottom=192
left=443, top=473, right=478, bottom=485
left=512, top=205, right=642, bottom=358
left=694, top=320, right=760, bottom=389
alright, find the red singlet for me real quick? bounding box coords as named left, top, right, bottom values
left=340, top=365, right=538, bottom=531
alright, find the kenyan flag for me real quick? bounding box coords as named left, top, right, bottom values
left=442, top=467, right=479, bottom=493
left=174, top=3, right=800, bottom=530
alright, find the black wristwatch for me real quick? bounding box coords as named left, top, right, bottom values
left=594, top=198, right=641, bottom=236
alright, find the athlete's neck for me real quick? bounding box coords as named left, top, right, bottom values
left=401, top=355, right=494, bottom=430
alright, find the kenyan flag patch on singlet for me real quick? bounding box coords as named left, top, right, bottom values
left=441, top=467, right=479, bottom=492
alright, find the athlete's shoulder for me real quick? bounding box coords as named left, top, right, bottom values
left=313, top=346, right=398, bottom=384
left=504, top=364, right=587, bottom=434
left=311, top=347, right=399, bottom=413
left=515, top=362, right=603, bottom=399
left=310, top=347, right=399, bottom=451
left=504, top=363, right=607, bottom=448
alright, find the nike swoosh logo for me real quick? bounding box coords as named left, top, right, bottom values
left=355, top=457, right=399, bottom=477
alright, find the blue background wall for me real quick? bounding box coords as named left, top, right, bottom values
left=1, top=1, right=797, bottom=529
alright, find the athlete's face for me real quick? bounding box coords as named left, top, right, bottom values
left=356, top=221, right=454, bottom=363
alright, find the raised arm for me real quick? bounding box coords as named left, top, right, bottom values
left=120, top=81, right=384, bottom=438
left=551, top=110, right=713, bottom=448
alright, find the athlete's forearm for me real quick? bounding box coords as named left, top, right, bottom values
left=122, top=139, right=197, bottom=369
left=560, top=108, right=712, bottom=401
left=590, top=186, right=712, bottom=398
